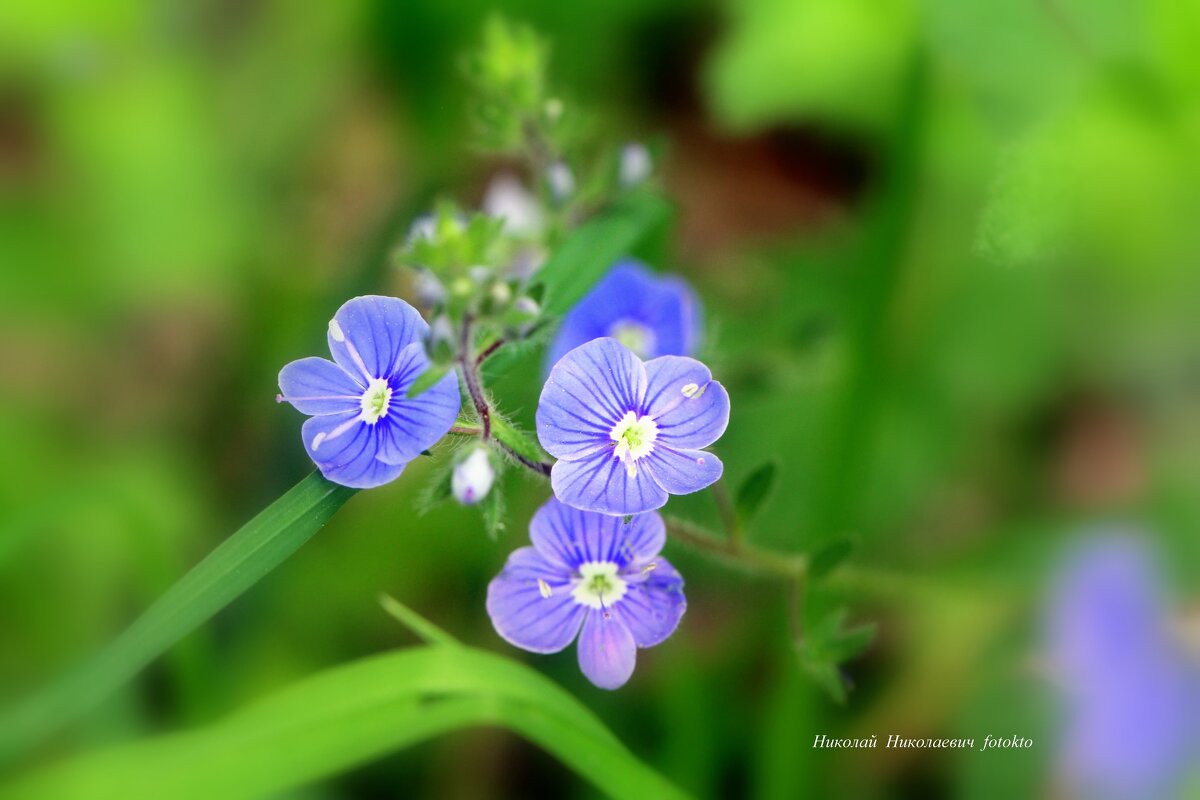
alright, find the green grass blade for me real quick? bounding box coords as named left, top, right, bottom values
left=4, top=646, right=689, bottom=800
left=0, top=472, right=356, bottom=764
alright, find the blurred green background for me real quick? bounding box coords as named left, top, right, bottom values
left=3, top=0, right=1200, bottom=797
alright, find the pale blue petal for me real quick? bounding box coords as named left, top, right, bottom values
left=374, top=344, right=461, bottom=466
left=642, top=356, right=730, bottom=450
left=529, top=499, right=665, bottom=569
left=301, top=412, right=406, bottom=489
left=536, top=338, right=647, bottom=459
left=327, top=295, right=427, bottom=381
left=487, top=547, right=585, bottom=654
left=645, top=446, right=723, bottom=496
left=278, top=357, right=363, bottom=415
left=577, top=610, right=637, bottom=690
left=550, top=447, right=668, bottom=517
left=616, top=558, right=686, bottom=647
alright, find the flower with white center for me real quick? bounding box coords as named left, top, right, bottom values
left=536, top=337, right=730, bottom=516
left=452, top=447, right=496, bottom=505
left=545, top=260, right=701, bottom=371
left=277, top=296, right=461, bottom=488
left=487, top=498, right=686, bottom=689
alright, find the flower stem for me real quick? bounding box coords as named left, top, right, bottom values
left=458, top=315, right=491, bottom=439
left=663, top=516, right=807, bottom=581
left=710, top=478, right=741, bottom=543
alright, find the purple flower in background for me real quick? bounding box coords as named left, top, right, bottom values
left=537, top=337, right=729, bottom=516
left=487, top=498, right=686, bottom=689
left=277, top=295, right=460, bottom=489
left=1045, top=533, right=1200, bottom=799
left=545, top=260, right=701, bottom=370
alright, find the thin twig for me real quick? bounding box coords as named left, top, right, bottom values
left=458, top=315, right=491, bottom=439
left=449, top=425, right=483, bottom=436
left=475, top=337, right=505, bottom=367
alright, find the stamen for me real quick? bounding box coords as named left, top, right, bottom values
left=328, top=319, right=346, bottom=342
left=341, top=338, right=374, bottom=384
left=681, top=382, right=699, bottom=398
left=537, top=578, right=552, bottom=599
left=642, top=562, right=657, bottom=574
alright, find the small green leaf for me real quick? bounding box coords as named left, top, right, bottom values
left=735, top=460, right=778, bottom=523
left=480, top=478, right=507, bottom=540
left=491, top=414, right=548, bottom=465
left=809, top=538, right=855, bottom=580
left=406, top=364, right=452, bottom=399
left=796, top=607, right=877, bottom=705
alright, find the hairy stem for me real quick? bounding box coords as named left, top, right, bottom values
left=458, top=315, right=492, bottom=439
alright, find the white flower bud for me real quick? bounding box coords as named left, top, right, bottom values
left=483, top=173, right=544, bottom=237
left=452, top=448, right=495, bottom=505
left=412, top=269, right=446, bottom=307
left=620, top=142, right=652, bottom=187
left=546, top=161, right=575, bottom=201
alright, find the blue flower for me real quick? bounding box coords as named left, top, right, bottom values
left=1045, top=532, right=1200, bottom=798
left=486, top=498, right=686, bottom=689
left=545, top=260, right=701, bottom=370
left=277, top=295, right=461, bottom=489
left=537, top=337, right=729, bottom=516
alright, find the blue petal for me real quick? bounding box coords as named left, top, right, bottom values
left=546, top=261, right=701, bottom=369
left=642, top=356, right=730, bottom=449
left=577, top=609, right=637, bottom=690
left=374, top=344, right=461, bottom=466
left=278, top=357, right=364, bottom=415
left=645, top=446, right=723, bottom=496
left=530, top=498, right=666, bottom=569
left=550, top=447, right=668, bottom=517
left=327, top=295, right=428, bottom=382
left=616, top=558, right=686, bottom=647
left=301, top=412, right=406, bottom=489
left=537, top=338, right=647, bottom=459
left=487, top=547, right=585, bottom=654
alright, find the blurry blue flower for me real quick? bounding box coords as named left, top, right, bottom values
left=277, top=295, right=460, bottom=488
left=546, top=260, right=701, bottom=370
left=537, top=337, right=728, bottom=516
left=486, top=497, right=686, bottom=689
left=1045, top=532, right=1200, bottom=799
left=483, top=172, right=544, bottom=238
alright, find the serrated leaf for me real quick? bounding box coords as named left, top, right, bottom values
left=406, top=364, right=452, bottom=399
left=735, top=460, right=778, bottom=523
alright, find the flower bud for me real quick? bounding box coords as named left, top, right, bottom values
left=546, top=161, right=575, bottom=202
left=452, top=448, right=495, bottom=506
left=412, top=269, right=447, bottom=308
left=428, top=315, right=456, bottom=363
left=620, top=142, right=652, bottom=187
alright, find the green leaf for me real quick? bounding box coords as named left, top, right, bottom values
left=808, top=538, right=856, bottom=580
left=378, top=594, right=459, bottom=648
left=5, top=646, right=688, bottom=800
left=796, top=608, right=877, bottom=705
left=734, top=461, right=778, bottom=523
left=406, top=363, right=452, bottom=399
left=0, top=472, right=356, bottom=765
left=535, top=192, right=673, bottom=318
left=491, top=413, right=549, bottom=465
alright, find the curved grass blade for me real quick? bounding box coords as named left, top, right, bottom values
left=4, top=646, right=689, bottom=800
left=0, top=472, right=355, bottom=765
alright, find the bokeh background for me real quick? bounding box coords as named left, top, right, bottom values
left=4, top=0, right=1200, bottom=797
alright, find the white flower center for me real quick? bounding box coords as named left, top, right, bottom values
left=571, top=561, right=628, bottom=610
left=610, top=410, right=658, bottom=478
left=359, top=378, right=392, bottom=425
left=608, top=320, right=656, bottom=358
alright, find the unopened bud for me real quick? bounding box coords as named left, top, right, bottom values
left=412, top=269, right=447, bottom=308
left=452, top=448, right=495, bottom=506
left=619, top=142, right=652, bottom=187
left=546, top=161, right=575, bottom=202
